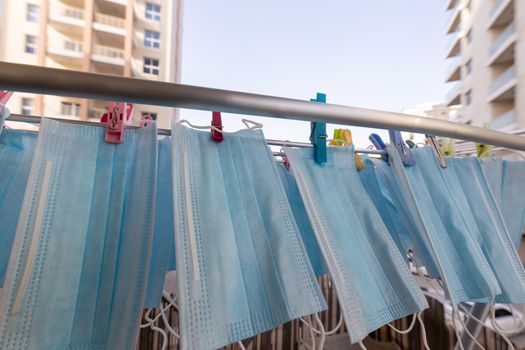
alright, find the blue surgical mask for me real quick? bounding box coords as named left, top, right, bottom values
left=0, top=129, right=37, bottom=287
left=0, top=118, right=157, bottom=350
left=448, top=156, right=525, bottom=304
left=284, top=145, right=427, bottom=344
left=276, top=162, right=325, bottom=277
left=387, top=145, right=501, bottom=303
left=482, top=157, right=525, bottom=247
left=172, top=123, right=326, bottom=350
left=144, top=136, right=176, bottom=308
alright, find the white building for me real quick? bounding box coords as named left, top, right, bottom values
left=0, top=0, right=183, bottom=129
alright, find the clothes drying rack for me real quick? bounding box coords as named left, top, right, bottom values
left=0, top=61, right=521, bottom=350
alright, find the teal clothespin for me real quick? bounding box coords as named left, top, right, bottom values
left=310, top=93, right=327, bottom=164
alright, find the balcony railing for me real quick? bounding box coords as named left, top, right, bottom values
left=489, top=65, right=516, bottom=96
left=446, top=82, right=462, bottom=105
left=50, top=4, right=84, bottom=21
left=93, top=44, right=124, bottom=59
left=48, top=39, right=83, bottom=56
left=94, top=13, right=125, bottom=29
left=445, top=57, right=461, bottom=81
left=488, top=0, right=513, bottom=29
left=445, top=3, right=461, bottom=33
left=445, top=31, right=462, bottom=58
left=488, top=22, right=515, bottom=59
left=490, top=109, right=516, bottom=130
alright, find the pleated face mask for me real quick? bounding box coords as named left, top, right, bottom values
left=284, top=146, right=427, bottom=344
left=0, top=118, right=157, bottom=350
left=387, top=145, right=500, bottom=303
left=144, top=136, right=176, bottom=308
left=276, top=162, right=325, bottom=277
left=0, top=130, right=37, bottom=288
left=448, top=156, right=525, bottom=304
left=482, top=157, right=525, bottom=247
left=172, top=122, right=326, bottom=350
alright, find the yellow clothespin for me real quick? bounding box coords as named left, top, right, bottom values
left=329, top=129, right=342, bottom=146
left=340, top=129, right=365, bottom=171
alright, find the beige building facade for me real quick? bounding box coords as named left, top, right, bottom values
left=0, top=0, right=183, bottom=129
left=444, top=0, right=525, bottom=132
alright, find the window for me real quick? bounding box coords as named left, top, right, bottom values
left=144, top=30, right=160, bottom=48
left=61, top=101, right=81, bottom=117
left=145, top=3, right=161, bottom=21
left=465, top=90, right=472, bottom=106
left=466, top=59, right=472, bottom=75
left=25, top=35, right=37, bottom=54
left=142, top=111, right=158, bottom=120
left=21, top=98, right=34, bottom=115
left=26, top=4, right=39, bottom=23
left=143, top=57, right=159, bottom=75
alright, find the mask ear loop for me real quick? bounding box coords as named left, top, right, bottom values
left=160, top=290, right=180, bottom=339
left=313, top=313, right=325, bottom=350
left=489, top=300, right=516, bottom=350
left=299, top=312, right=344, bottom=336
left=141, top=308, right=169, bottom=350
left=178, top=118, right=263, bottom=135
left=416, top=312, right=431, bottom=350
left=387, top=313, right=417, bottom=334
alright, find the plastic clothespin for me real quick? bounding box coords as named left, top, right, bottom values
left=0, top=91, right=13, bottom=105
left=100, top=102, right=134, bottom=144
left=389, top=130, right=416, bottom=166
left=369, top=133, right=389, bottom=163
left=211, top=111, right=224, bottom=142
left=340, top=129, right=365, bottom=171
left=309, top=93, right=327, bottom=164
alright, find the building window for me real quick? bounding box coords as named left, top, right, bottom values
left=466, top=59, right=472, bottom=75
left=465, top=90, right=472, bottom=106
left=25, top=35, right=37, bottom=54
left=143, top=57, right=159, bottom=75
left=142, top=111, right=158, bottom=120
left=26, top=4, right=39, bottom=23
left=21, top=98, right=34, bottom=115
left=145, top=30, right=160, bottom=48
left=145, top=3, right=161, bottom=21
left=61, top=101, right=81, bottom=117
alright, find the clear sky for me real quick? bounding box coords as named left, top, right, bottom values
left=180, top=1, right=450, bottom=146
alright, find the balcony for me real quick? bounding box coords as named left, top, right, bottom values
left=487, top=22, right=516, bottom=66
left=446, top=82, right=462, bottom=106
left=93, top=13, right=126, bottom=36
left=445, top=31, right=462, bottom=58
left=490, top=109, right=516, bottom=131
left=92, top=44, right=124, bottom=65
left=88, top=107, right=108, bottom=121
left=445, top=3, right=461, bottom=34
left=445, top=0, right=458, bottom=10
left=488, top=65, right=517, bottom=102
left=49, top=4, right=84, bottom=27
left=47, top=39, right=83, bottom=59
left=487, top=0, right=514, bottom=29
left=445, top=57, right=461, bottom=82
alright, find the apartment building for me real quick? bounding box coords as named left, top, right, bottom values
left=444, top=0, right=525, bottom=132
left=0, top=0, right=183, bottom=129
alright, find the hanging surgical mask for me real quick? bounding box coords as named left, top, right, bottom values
left=284, top=146, right=427, bottom=344
left=482, top=157, right=525, bottom=247
left=144, top=136, right=176, bottom=308
left=0, top=118, right=157, bottom=350
left=387, top=145, right=501, bottom=303
left=449, top=156, right=525, bottom=304
left=276, top=162, right=325, bottom=277
left=172, top=122, right=326, bottom=350
left=0, top=130, right=37, bottom=287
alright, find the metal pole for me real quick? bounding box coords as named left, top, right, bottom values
left=1, top=62, right=525, bottom=151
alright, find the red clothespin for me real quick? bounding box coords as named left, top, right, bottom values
left=0, top=91, right=13, bottom=105
left=100, top=102, right=134, bottom=144
left=211, top=111, right=223, bottom=142
left=283, top=155, right=291, bottom=171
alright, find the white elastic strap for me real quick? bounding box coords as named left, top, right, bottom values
left=299, top=313, right=343, bottom=336
left=314, top=313, right=325, bottom=350
left=358, top=341, right=367, bottom=350
left=178, top=118, right=263, bottom=134
left=453, top=304, right=486, bottom=350
left=238, top=341, right=247, bottom=350
left=159, top=291, right=180, bottom=339
left=144, top=308, right=168, bottom=350
left=489, top=301, right=515, bottom=350
left=417, top=312, right=431, bottom=350
left=387, top=313, right=417, bottom=334
left=451, top=305, right=466, bottom=350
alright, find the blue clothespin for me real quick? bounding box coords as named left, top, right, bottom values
left=389, top=130, right=416, bottom=166
left=369, top=133, right=389, bottom=162
left=309, top=93, right=327, bottom=164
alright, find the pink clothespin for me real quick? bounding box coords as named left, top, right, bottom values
left=211, top=111, right=224, bottom=142
left=0, top=91, right=13, bottom=105
left=100, top=102, right=134, bottom=144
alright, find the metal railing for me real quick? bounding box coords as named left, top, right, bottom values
left=94, top=13, right=125, bottom=29
left=47, top=39, right=83, bottom=55
left=92, top=44, right=124, bottom=59
left=488, top=22, right=515, bottom=58
left=489, top=65, right=516, bottom=96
